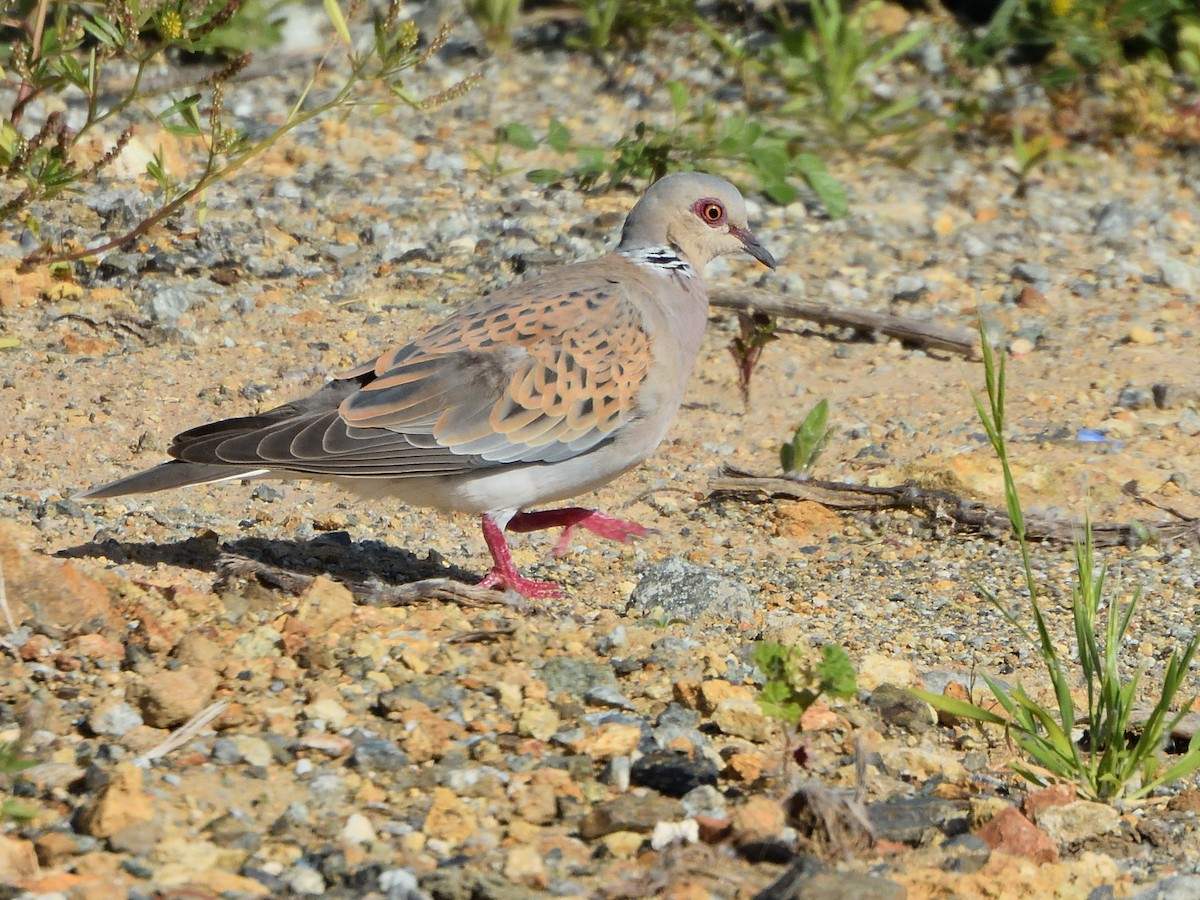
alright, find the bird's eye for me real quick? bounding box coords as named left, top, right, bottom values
left=693, top=199, right=726, bottom=226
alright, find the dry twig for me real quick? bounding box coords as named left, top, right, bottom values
left=710, top=466, right=1200, bottom=548
left=711, top=287, right=979, bottom=358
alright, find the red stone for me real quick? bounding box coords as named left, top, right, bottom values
left=976, top=806, right=1059, bottom=864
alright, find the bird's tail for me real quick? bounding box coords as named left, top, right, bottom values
left=74, top=461, right=270, bottom=500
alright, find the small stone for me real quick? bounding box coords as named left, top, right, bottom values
left=173, top=632, right=222, bottom=668
left=601, top=830, right=645, bottom=858
left=293, top=575, right=356, bottom=630
left=867, top=683, right=935, bottom=733
left=342, top=812, right=376, bottom=845
left=1093, top=200, right=1134, bottom=239
left=289, top=865, right=326, bottom=895
left=351, top=738, right=410, bottom=773
left=107, top=818, right=164, bottom=855
left=1160, top=257, right=1194, bottom=291
left=0, top=835, right=39, bottom=882
left=1117, top=387, right=1153, bottom=410
left=230, top=735, right=275, bottom=768
left=627, top=557, right=755, bottom=623
left=941, top=833, right=990, bottom=874
left=681, top=784, right=727, bottom=819
left=423, top=787, right=477, bottom=847
left=1128, top=325, right=1157, bottom=345
left=579, top=794, right=685, bottom=839
left=130, top=666, right=218, bottom=728
left=77, top=762, right=155, bottom=838
left=651, top=818, right=699, bottom=850
left=630, top=750, right=719, bottom=797
left=503, top=845, right=548, bottom=889
left=867, top=797, right=971, bottom=844
left=975, top=806, right=1058, bottom=864
left=1131, top=875, right=1200, bottom=900
left=857, top=654, right=917, bottom=690
left=1012, top=262, right=1050, bottom=283
left=539, top=657, right=617, bottom=699
left=1023, top=784, right=1076, bottom=822
left=1009, top=336, right=1035, bottom=356
left=731, top=795, right=785, bottom=847
left=32, top=832, right=78, bottom=867
left=880, top=747, right=967, bottom=782
left=1035, top=800, right=1120, bottom=845
left=711, top=697, right=774, bottom=742
left=517, top=703, right=561, bottom=741
left=892, top=275, right=928, bottom=302
left=304, top=698, right=350, bottom=730
left=149, top=287, right=195, bottom=324
left=88, top=702, right=144, bottom=738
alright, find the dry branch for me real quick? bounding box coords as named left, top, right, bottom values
left=710, top=287, right=979, bottom=358
left=709, top=466, right=1200, bottom=548
left=216, top=554, right=526, bottom=609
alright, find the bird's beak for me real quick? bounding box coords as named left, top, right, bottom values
left=731, top=226, right=776, bottom=270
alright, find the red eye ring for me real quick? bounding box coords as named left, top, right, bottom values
left=693, top=198, right=726, bottom=226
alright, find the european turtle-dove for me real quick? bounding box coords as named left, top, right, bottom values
left=78, top=173, right=776, bottom=597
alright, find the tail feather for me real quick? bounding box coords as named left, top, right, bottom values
left=75, top=461, right=270, bottom=500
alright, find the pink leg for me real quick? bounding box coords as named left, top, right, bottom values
left=476, top=514, right=563, bottom=599
left=507, top=507, right=657, bottom=559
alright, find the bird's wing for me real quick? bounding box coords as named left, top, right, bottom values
left=169, top=260, right=655, bottom=478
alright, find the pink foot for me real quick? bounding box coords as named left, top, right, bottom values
left=477, top=514, right=564, bottom=599
left=508, top=508, right=657, bottom=559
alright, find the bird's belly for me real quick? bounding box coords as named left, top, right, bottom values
left=345, top=447, right=645, bottom=516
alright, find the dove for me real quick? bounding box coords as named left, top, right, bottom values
left=77, top=172, right=776, bottom=598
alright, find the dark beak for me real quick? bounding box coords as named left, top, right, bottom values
left=732, top=226, right=776, bottom=269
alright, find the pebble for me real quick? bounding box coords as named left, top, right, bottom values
left=627, top=557, right=756, bottom=623
left=88, top=702, right=144, bottom=738
left=630, top=749, right=719, bottom=797
left=341, top=812, right=376, bottom=845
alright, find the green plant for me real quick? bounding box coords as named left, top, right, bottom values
left=914, top=324, right=1200, bottom=802
left=465, top=0, right=522, bottom=48
left=0, top=741, right=36, bottom=822
left=2, top=1, right=477, bottom=268
left=699, top=0, right=928, bottom=143
left=781, top=399, right=834, bottom=478
left=501, top=82, right=848, bottom=216
left=727, top=311, right=778, bottom=408
left=569, top=0, right=697, bottom=55
left=968, top=0, right=1200, bottom=87
left=755, top=641, right=857, bottom=742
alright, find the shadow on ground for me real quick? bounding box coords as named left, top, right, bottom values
left=58, top=531, right=481, bottom=594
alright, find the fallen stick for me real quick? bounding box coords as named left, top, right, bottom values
left=709, top=466, right=1200, bottom=548
left=711, top=287, right=979, bottom=358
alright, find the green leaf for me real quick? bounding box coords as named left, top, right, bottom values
left=324, top=0, right=353, bottom=46
left=817, top=644, right=857, bottom=698
left=526, top=168, right=563, bottom=184
left=909, top=687, right=1008, bottom=726
left=667, top=80, right=689, bottom=117
left=547, top=118, right=571, bottom=154
left=502, top=123, right=538, bottom=151
left=791, top=153, right=847, bottom=218
left=0, top=337, right=20, bottom=350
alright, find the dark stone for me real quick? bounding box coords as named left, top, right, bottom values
left=630, top=749, right=719, bottom=797
left=867, top=683, right=935, bottom=734
left=868, top=796, right=971, bottom=844
left=578, top=793, right=684, bottom=839
left=754, top=858, right=906, bottom=900
left=941, top=832, right=990, bottom=874
left=351, top=738, right=411, bottom=773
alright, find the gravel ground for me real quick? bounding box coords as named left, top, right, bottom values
left=3, top=9, right=1200, bottom=899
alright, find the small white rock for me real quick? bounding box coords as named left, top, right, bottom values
left=650, top=818, right=699, bottom=851
left=342, top=812, right=376, bottom=845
